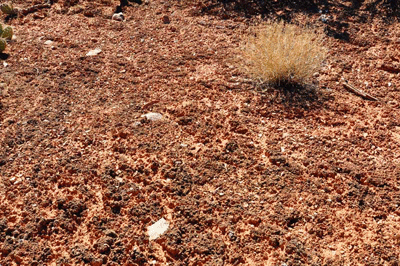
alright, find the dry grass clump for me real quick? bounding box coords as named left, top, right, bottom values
left=241, top=21, right=327, bottom=86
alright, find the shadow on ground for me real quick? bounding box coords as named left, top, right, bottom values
left=198, top=0, right=400, bottom=18
left=256, top=82, right=333, bottom=111
left=195, top=0, right=400, bottom=42
left=0, top=53, right=9, bottom=60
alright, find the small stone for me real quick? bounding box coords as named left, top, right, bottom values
left=91, top=258, right=103, bottom=266
left=141, top=112, right=163, bottom=121
left=97, top=243, right=110, bottom=255
left=84, top=9, right=95, bottom=17
left=162, top=15, right=170, bottom=24
left=148, top=218, right=169, bottom=240
left=105, top=230, right=118, bottom=238
left=44, top=40, right=54, bottom=45
left=112, top=12, right=124, bottom=21
left=86, top=48, right=102, bottom=56
left=320, top=14, right=328, bottom=23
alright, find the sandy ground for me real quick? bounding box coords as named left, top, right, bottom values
left=1, top=0, right=400, bottom=265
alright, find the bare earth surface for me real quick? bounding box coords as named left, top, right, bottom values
left=1, top=0, right=400, bottom=265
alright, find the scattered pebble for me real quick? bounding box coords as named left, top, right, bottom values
left=112, top=12, right=124, bottom=21
left=141, top=112, right=163, bottom=121
left=320, top=14, right=329, bottom=23
left=148, top=218, right=169, bottom=240
left=162, top=15, right=170, bottom=24
left=44, top=40, right=54, bottom=45
left=86, top=48, right=102, bottom=56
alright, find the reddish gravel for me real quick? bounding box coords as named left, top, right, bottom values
left=1, top=0, right=400, bottom=265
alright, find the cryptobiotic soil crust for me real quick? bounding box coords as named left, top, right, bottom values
left=0, top=0, right=400, bottom=265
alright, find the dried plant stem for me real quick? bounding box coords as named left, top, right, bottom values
left=342, top=80, right=379, bottom=101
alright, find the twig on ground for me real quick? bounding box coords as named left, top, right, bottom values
left=342, top=79, right=379, bottom=101
left=19, top=3, right=51, bottom=16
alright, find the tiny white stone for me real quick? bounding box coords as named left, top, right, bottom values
left=112, top=12, right=124, bottom=21
left=86, top=48, right=102, bottom=56
left=141, top=112, right=163, bottom=121
left=44, top=40, right=54, bottom=45
left=148, top=218, right=169, bottom=240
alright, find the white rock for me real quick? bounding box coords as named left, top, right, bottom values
left=44, top=40, right=54, bottom=45
left=141, top=112, right=163, bottom=121
left=148, top=218, right=169, bottom=240
left=86, top=48, right=102, bottom=56
left=112, top=12, right=124, bottom=21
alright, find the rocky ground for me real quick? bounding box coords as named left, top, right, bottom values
left=0, top=0, right=400, bottom=265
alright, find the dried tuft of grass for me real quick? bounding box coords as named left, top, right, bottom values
left=240, top=21, right=327, bottom=86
